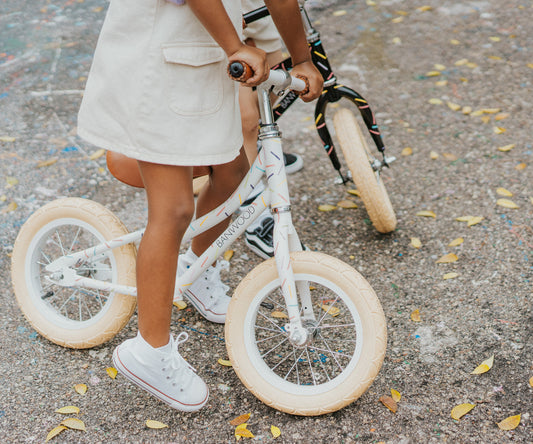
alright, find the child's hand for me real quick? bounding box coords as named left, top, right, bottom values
left=291, top=61, right=323, bottom=102
left=229, top=45, right=269, bottom=87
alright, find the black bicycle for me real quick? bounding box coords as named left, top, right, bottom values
left=245, top=2, right=397, bottom=233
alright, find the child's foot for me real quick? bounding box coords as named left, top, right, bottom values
left=174, top=248, right=231, bottom=323
left=112, top=332, right=208, bottom=412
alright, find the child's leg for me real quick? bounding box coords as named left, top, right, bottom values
left=136, top=161, right=194, bottom=347
left=191, top=148, right=249, bottom=255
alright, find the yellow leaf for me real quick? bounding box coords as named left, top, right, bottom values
left=497, top=414, right=521, bottom=431
left=436, top=253, right=458, bottom=264
left=401, top=147, right=413, bottom=156
left=481, top=108, right=501, bottom=114
left=493, top=126, right=506, bottom=134
left=235, top=428, right=255, bottom=438
left=430, top=151, right=439, bottom=159
left=442, top=153, right=458, bottom=161
left=337, top=199, right=358, bottom=209
left=271, top=425, right=281, bottom=438
left=173, top=299, right=187, bottom=309
left=529, top=376, right=533, bottom=387
left=0, top=136, right=16, bottom=142
left=467, top=216, right=484, bottom=227
left=435, top=80, right=448, bottom=87
left=466, top=62, right=478, bottom=68
left=271, top=310, right=288, bottom=319
left=455, top=58, right=469, bottom=66
left=37, top=157, right=58, bottom=168
left=481, top=115, right=491, bottom=124
left=515, top=162, right=526, bottom=170
left=223, top=250, right=234, bottom=261
left=443, top=272, right=459, bottom=280
left=470, top=109, right=484, bottom=117
left=391, top=16, right=404, bottom=23
left=417, top=5, right=432, bottom=12
left=318, top=204, right=337, bottom=212
left=379, top=395, right=398, bottom=413
left=410, top=309, right=421, bottom=322
left=347, top=189, right=360, bottom=196
left=60, top=418, right=86, bottom=431
left=392, top=37, right=402, bottom=45
left=45, top=426, right=67, bottom=442
left=333, top=10, right=347, bottom=16
left=410, top=237, right=422, bottom=249
left=496, top=188, right=513, bottom=197
left=6, top=176, right=18, bottom=187
left=425, top=71, right=441, bottom=77
left=456, top=215, right=474, bottom=222
left=494, top=113, right=510, bottom=121
left=434, top=64, right=446, bottom=71
left=391, top=389, right=401, bottom=402
left=428, top=98, right=443, bottom=105
left=106, top=367, right=118, bottom=379
left=1, top=201, right=17, bottom=213
left=55, top=406, right=80, bottom=415
left=145, top=419, right=168, bottom=429
left=450, top=39, right=461, bottom=45
left=451, top=403, right=475, bottom=420
left=489, top=36, right=500, bottom=42
left=448, top=238, right=464, bottom=247
left=230, top=413, right=251, bottom=426
left=498, top=144, right=515, bottom=152
left=321, top=305, right=340, bottom=317
left=447, top=102, right=461, bottom=111
left=88, top=149, right=105, bottom=160
left=497, top=199, right=519, bottom=209
left=471, top=355, right=494, bottom=375
left=462, top=106, right=472, bottom=115
left=74, top=383, right=87, bottom=395
left=416, top=210, right=436, bottom=218
left=218, top=358, right=232, bottom=367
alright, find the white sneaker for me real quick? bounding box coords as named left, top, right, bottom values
left=175, top=248, right=231, bottom=324
left=112, top=332, right=209, bottom=412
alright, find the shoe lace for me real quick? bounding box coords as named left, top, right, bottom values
left=202, top=260, right=230, bottom=308
left=161, top=333, right=197, bottom=388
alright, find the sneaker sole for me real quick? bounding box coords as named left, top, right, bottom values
left=284, top=155, right=304, bottom=175
left=182, top=290, right=226, bottom=324
left=112, top=347, right=209, bottom=412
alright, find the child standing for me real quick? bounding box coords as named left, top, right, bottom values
left=78, top=0, right=322, bottom=412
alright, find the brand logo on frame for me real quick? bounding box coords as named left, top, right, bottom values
left=216, top=205, right=256, bottom=248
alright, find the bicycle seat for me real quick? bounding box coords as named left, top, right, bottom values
left=106, top=151, right=211, bottom=189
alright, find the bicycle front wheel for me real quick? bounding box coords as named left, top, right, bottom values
left=11, top=198, right=137, bottom=348
left=333, top=108, right=397, bottom=233
left=225, top=251, right=387, bottom=416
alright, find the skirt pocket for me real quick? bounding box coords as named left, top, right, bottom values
left=162, top=43, right=225, bottom=116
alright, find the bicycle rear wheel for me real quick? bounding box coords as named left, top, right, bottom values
left=11, top=198, right=137, bottom=348
left=333, top=108, right=397, bottom=233
left=225, top=251, right=386, bottom=416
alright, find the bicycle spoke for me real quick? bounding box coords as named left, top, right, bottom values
left=68, top=226, right=82, bottom=253
left=260, top=335, right=290, bottom=359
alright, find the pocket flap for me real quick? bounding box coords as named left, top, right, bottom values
left=162, top=43, right=225, bottom=66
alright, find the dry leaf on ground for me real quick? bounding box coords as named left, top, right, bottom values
left=106, top=367, right=118, bottom=379
left=337, top=200, right=358, bottom=209
left=173, top=300, right=187, bottom=310
left=436, top=253, right=458, bottom=264
left=451, top=403, right=475, bottom=420
left=391, top=389, right=401, bottom=402
left=496, top=188, right=513, bottom=197
left=223, top=250, right=234, bottom=261
left=443, top=272, right=459, bottom=280
left=321, top=305, right=340, bottom=317
left=145, top=419, right=168, bottom=429
left=410, top=309, right=421, bottom=322
left=318, top=204, right=336, bottom=212
left=218, top=358, right=232, bottom=367
left=89, top=149, right=105, bottom=160
left=45, top=426, right=67, bottom=442
left=74, top=384, right=87, bottom=395
left=448, top=238, right=464, bottom=247
left=416, top=210, right=436, bottom=218
left=55, top=406, right=80, bottom=415
left=271, top=425, right=281, bottom=438
left=271, top=311, right=288, bottom=319
left=60, top=418, right=86, bottom=431
left=471, top=355, right=494, bottom=375
left=497, top=414, right=521, bottom=430
left=379, top=395, right=398, bottom=413
left=497, top=199, right=519, bottom=209
left=498, top=144, right=515, bottom=152
left=410, top=237, right=422, bottom=249
left=229, top=413, right=251, bottom=426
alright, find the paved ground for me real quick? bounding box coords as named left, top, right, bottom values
left=1, top=0, right=531, bottom=442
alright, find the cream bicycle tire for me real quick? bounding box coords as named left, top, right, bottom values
left=333, top=108, right=397, bottom=233
left=225, top=251, right=386, bottom=416
left=11, top=197, right=137, bottom=349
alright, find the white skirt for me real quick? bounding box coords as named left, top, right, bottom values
left=78, top=0, right=243, bottom=166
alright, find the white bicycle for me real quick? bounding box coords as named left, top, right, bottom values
left=11, top=63, right=387, bottom=416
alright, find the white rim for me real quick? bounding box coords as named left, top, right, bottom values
left=24, top=217, right=118, bottom=330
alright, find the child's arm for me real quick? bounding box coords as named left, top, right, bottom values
left=187, top=0, right=269, bottom=86
left=264, top=0, right=323, bottom=102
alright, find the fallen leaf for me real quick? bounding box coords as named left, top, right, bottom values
left=318, top=204, right=336, bottom=212
left=37, top=157, right=58, bottom=168
left=462, top=106, right=472, bottom=115
left=60, top=418, right=86, bottom=431
left=447, top=102, right=462, bottom=111
left=481, top=108, right=501, bottom=114
left=496, top=188, right=513, bottom=197
left=6, top=176, right=18, bottom=187
left=106, top=367, right=118, bottom=379
left=471, top=355, right=494, bottom=375
left=229, top=413, right=251, bottom=426
left=321, top=304, right=340, bottom=317
left=271, top=311, right=288, bottom=319
left=1, top=201, right=17, bottom=213
left=336, top=199, right=358, bottom=209
left=416, top=210, right=436, bottom=218
left=529, top=376, right=533, bottom=388
left=218, top=358, right=232, bottom=367
left=401, top=147, right=413, bottom=156
left=467, top=216, right=484, bottom=227
left=332, top=10, right=347, bottom=16
left=379, top=395, right=398, bottom=413
left=456, top=216, right=474, bottom=222
left=45, top=426, right=67, bottom=442
left=455, top=58, right=469, bottom=66
left=425, top=71, right=441, bottom=77
left=0, top=136, right=16, bottom=142
left=74, top=383, right=87, bottom=395
left=410, top=309, right=421, bottom=322
left=515, top=163, right=526, bottom=170
left=417, top=5, right=432, bottom=12
left=435, top=80, right=448, bottom=87
left=494, top=113, right=510, bottom=121
left=450, top=39, right=461, bottom=45
left=235, top=427, right=254, bottom=438
left=493, top=126, right=506, bottom=134
left=391, top=389, right=401, bottom=402
left=434, top=64, right=446, bottom=71
left=271, top=425, right=281, bottom=438
left=497, top=199, right=519, bottom=209
left=443, top=272, right=459, bottom=280
left=497, top=414, right=521, bottom=431
left=436, top=253, right=458, bottom=264
left=223, top=250, right=234, bottom=261
left=428, top=98, right=443, bottom=105
left=173, top=299, right=187, bottom=309
left=451, top=403, right=475, bottom=420
left=448, top=238, right=464, bottom=247
left=442, top=153, right=458, bottom=161
left=410, top=237, right=422, bottom=249
left=145, top=419, right=168, bottom=429
left=347, top=189, right=360, bottom=196
left=430, top=151, right=439, bottom=160
left=55, top=406, right=80, bottom=415
left=498, top=143, right=515, bottom=152
left=481, top=115, right=491, bottom=124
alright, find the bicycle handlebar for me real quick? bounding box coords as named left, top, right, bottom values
left=228, top=61, right=309, bottom=95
